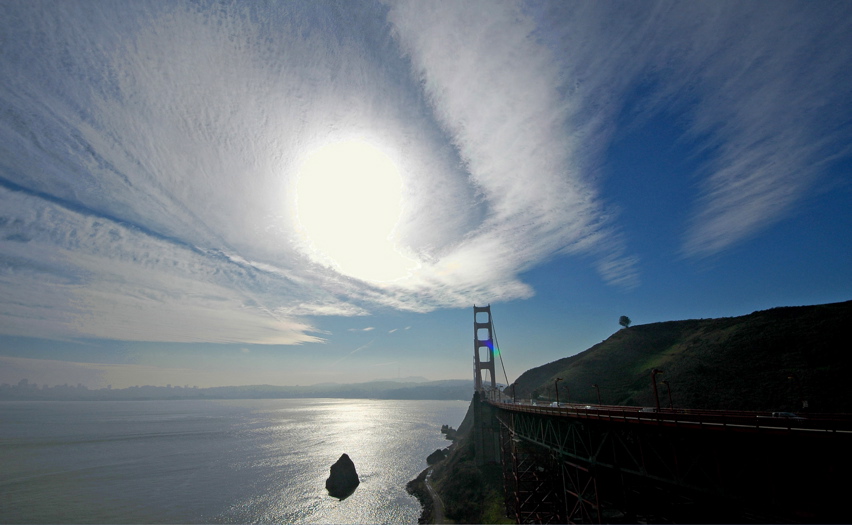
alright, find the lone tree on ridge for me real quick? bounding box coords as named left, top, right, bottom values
left=619, top=315, right=632, bottom=328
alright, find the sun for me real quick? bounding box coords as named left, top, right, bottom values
left=294, top=140, right=419, bottom=283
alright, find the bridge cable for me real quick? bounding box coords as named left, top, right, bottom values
left=490, top=314, right=511, bottom=390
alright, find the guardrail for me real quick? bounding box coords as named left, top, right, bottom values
left=489, top=400, right=852, bottom=434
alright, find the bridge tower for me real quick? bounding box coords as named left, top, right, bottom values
left=473, top=305, right=497, bottom=393
left=472, top=305, right=501, bottom=466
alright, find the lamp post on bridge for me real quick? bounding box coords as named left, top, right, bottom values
left=661, top=379, right=673, bottom=410
left=554, top=377, right=562, bottom=406
left=787, top=374, right=808, bottom=411
left=651, top=369, right=664, bottom=412
left=592, top=384, right=602, bottom=405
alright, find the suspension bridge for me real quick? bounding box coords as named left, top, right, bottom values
left=471, top=305, right=852, bottom=523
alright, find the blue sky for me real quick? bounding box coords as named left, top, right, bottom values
left=1, top=1, right=850, bottom=388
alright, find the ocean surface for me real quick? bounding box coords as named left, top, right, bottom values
left=0, top=398, right=469, bottom=524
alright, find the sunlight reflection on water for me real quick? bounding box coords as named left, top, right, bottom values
left=224, top=399, right=455, bottom=524
left=0, top=399, right=467, bottom=524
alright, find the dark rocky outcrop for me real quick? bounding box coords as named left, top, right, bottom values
left=440, top=424, right=458, bottom=440
left=405, top=468, right=433, bottom=524
left=426, top=448, right=448, bottom=465
left=325, top=453, right=359, bottom=499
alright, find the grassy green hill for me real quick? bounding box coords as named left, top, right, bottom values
left=508, top=300, right=852, bottom=412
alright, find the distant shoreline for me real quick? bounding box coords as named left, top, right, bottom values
left=0, top=379, right=473, bottom=402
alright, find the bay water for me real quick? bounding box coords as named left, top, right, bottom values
left=0, top=398, right=469, bottom=523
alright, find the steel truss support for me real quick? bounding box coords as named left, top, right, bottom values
left=560, top=457, right=601, bottom=524
left=500, top=419, right=571, bottom=523
left=499, top=411, right=602, bottom=523
left=495, top=408, right=851, bottom=523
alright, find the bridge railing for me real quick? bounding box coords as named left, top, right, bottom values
left=489, top=400, right=852, bottom=434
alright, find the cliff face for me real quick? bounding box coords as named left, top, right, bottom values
left=510, top=300, right=852, bottom=412
left=427, top=406, right=508, bottom=524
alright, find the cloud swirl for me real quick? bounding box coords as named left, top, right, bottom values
left=1, top=1, right=849, bottom=345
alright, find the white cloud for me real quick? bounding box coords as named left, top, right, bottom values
left=668, top=3, right=852, bottom=256
left=1, top=2, right=848, bottom=347
left=0, top=187, right=326, bottom=344
left=515, top=2, right=852, bottom=258
left=386, top=1, right=637, bottom=289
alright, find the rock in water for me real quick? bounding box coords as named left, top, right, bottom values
left=325, top=453, right=360, bottom=499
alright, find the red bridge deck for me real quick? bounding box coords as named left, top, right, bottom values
left=490, top=399, right=852, bottom=434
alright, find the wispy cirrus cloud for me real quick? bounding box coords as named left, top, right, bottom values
left=331, top=340, right=374, bottom=366
left=515, top=1, right=852, bottom=258
left=1, top=1, right=849, bottom=348
left=666, top=3, right=852, bottom=256
left=1, top=0, right=624, bottom=345
left=0, top=186, right=325, bottom=344
left=386, top=1, right=638, bottom=292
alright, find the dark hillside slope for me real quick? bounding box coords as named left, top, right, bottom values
left=509, top=300, right=852, bottom=412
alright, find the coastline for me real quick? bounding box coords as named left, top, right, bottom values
left=407, top=429, right=456, bottom=523
left=406, top=467, right=434, bottom=524
left=408, top=403, right=474, bottom=523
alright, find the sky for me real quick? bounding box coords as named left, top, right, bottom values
left=1, top=1, right=850, bottom=389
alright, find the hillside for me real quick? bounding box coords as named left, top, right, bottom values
left=410, top=300, right=852, bottom=524
left=509, top=300, right=852, bottom=412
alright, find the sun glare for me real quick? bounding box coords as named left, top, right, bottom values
left=294, top=140, right=419, bottom=283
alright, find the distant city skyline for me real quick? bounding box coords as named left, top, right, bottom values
left=0, top=376, right=473, bottom=403
left=1, top=1, right=850, bottom=389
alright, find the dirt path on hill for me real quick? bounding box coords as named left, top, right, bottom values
left=424, top=468, right=446, bottom=524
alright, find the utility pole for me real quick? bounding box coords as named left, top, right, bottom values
left=592, top=384, right=602, bottom=405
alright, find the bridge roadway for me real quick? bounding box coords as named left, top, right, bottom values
left=482, top=397, right=852, bottom=523
left=490, top=399, right=852, bottom=434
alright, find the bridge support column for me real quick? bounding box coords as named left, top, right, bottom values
left=473, top=391, right=501, bottom=466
